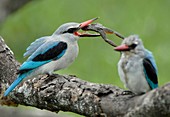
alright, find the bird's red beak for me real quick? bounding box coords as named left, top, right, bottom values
left=79, top=17, right=99, bottom=28
left=114, top=44, right=130, bottom=51
left=74, top=18, right=100, bottom=37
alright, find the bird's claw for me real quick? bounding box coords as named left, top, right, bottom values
left=46, top=73, right=58, bottom=77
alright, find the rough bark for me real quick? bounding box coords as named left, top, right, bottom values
left=0, top=0, right=31, bottom=24
left=0, top=36, right=169, bottom=117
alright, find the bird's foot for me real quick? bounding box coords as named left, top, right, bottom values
left=69, top=74, right=77, bottom=77
left=121, top=90, right=135, bottom=95
left=137, top=92, right=146, bottom=96
left=46, top=73, right=59, bottom=77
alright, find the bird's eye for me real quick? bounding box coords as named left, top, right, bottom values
left=63, top=28, right=78, bottom=34
left=67, top=28, right=75, bottom=33
left=129, top=43, right=137, bottom=49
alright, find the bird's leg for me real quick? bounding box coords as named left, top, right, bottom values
left=46, top=73, right=59, bottom=78
left=46, top=73, right=54, bottom=77
left=46, top=73, right=51, bottom=77
left=69, top=74, right=77, bottom=77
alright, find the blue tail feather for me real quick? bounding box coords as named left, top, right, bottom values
left=4, top=74, right=27, bottom=96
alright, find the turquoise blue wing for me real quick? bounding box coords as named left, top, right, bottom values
left=24, top=36, right=50, bottom=57
left=19, top=41, right=67, bottom=74
left=145, top=50, right=158, bottom=74
left=4, top=72, right=30, bottom=96
left=143, top=57, right=158, bottom=89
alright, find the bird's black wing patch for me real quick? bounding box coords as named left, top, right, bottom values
left=143, top=58, right=158, bottom=89
left=17, top=42, right=67, bottom=74
left=32, top=41, right=67, bottom=61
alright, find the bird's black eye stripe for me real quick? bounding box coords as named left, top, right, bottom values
left=63, top=28, right=78, bottom=34
left=129, top=43, right=137, bottom=49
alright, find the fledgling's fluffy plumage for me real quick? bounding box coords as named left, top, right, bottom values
left=115, top=35, right=158, bottom=94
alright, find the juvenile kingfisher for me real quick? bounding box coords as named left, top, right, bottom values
left=114, top=35, right=158, bottom=94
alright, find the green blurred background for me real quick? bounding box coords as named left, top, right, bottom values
left=0, top=0, right=169, bottom=116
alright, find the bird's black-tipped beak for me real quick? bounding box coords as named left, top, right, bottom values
left=114, top=44, right=130, bottom=51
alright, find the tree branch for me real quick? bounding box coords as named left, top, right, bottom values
left=0, top=36, right=169, bottom=117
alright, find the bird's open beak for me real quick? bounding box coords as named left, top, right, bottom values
left=114, top=44, right=130, bottom=51
left=74, top=18, right=101, bottom=37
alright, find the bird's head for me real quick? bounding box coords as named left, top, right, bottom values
left=114, top=35, right=144, bottom=53
left=53, top=18, right=100, bottom=39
